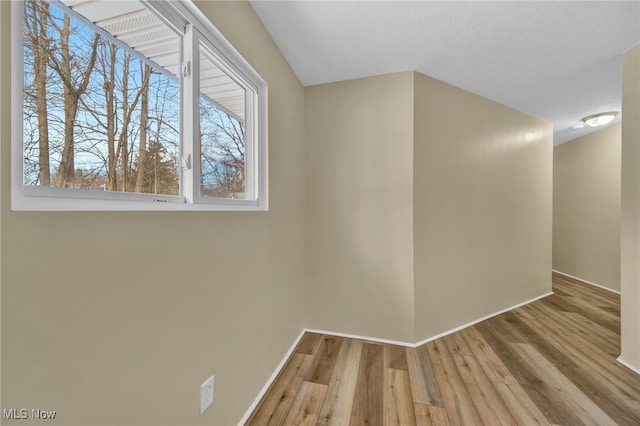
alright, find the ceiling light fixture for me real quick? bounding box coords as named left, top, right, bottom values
left=582, top=111, right=619, bottom=128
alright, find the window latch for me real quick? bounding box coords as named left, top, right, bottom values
left=182, top=60, right=191, bottom=78
left=181, top=154, right=191, bottom=170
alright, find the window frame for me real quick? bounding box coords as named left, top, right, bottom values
left=11, top=0, right=269, bottom=211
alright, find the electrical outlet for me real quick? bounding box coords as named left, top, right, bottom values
left=200, top=375, right=214, bottom=415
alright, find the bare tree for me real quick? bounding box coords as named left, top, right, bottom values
left=116, top=56, right=149, bottom=192
left=48, top=13, right=100, bottom=188
left=133, top=76, right=180, bottom=195
left=99, top=44, right=150, bottom=191
left=103, top=43, right=117, bottom=190
left=134, top=63, right=152, bottom=193
left=200, top=104, right=246, bottom=197
left=24, top=1, right=51, bottom=186
left=119, top=55, right=130, bottom=192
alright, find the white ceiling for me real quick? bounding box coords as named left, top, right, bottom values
left=249, top=0, right=640, bottom=145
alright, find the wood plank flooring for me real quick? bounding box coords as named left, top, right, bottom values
left=246, top=273, right=640, bottom=425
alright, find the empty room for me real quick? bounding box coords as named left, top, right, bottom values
left=1, top=1, right=640, bottom=425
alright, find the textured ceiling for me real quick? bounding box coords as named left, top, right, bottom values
left=249, top=0, right=640, bottom=145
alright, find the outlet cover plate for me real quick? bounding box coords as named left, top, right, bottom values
left=200, top=375, right=214, bottom=415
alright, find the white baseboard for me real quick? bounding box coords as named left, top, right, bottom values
left=239, top=290, right=553, bottom=423
left=412, top=291, right=554, bottom=347
left=237, top=329, right=306, bottom=426
left=552, top=269, right=621, bottom=295
left=303, top=328, right=414, bottom=347
left=308, top=291, right=553, bottom=349
left=617, top=356, right=640, bottom=376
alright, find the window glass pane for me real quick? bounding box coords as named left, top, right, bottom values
left=198, top=48, right=247, bottom=199
left=22, top=0, right=181, bottom=195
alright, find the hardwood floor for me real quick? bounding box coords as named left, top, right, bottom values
left=246, top=273, right=640, bottom=425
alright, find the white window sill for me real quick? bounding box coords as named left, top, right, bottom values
left=12, top=194, right=266, bottom=212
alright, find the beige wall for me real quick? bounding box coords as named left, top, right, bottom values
left=621, top=43, right=640, bottom=371
left=553, top=124, right=621, bottom=291
left=304, top=73, right=416, bottom=342
left=413, top=72, right=553, bottom=340
left=305, top=71, right=552, bottom=344
left=0, top=1, right=306, bottom=425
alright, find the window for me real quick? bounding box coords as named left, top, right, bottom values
left=12, top=0, right=268, bottom=210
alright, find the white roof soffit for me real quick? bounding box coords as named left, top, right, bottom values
left=59, top=0, right=245, bottom=121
